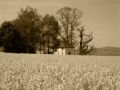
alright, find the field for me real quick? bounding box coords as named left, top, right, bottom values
left=0, top=53, right=120, bottom=90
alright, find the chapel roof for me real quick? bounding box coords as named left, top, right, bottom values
left=58, top=41, right=74, bottom=48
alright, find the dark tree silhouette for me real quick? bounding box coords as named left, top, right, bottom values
left=0, top=21, right=27, bottom=53
left=78, top=26, right=93, bottom=55
left=13, top=6, right=42, bottom=53
left=42, top=14, right=60, bottom=54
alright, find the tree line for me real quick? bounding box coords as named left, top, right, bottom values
left=0, top=6, right=93, bottom=55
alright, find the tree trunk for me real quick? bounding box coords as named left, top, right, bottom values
left=47, top=36, right=50, bottom=54
left=79, top=31, right=82, bottom=55
left=79, top=29, right=84, bottom=55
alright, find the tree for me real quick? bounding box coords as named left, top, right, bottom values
left=13, top=6, right=42, bottom=53
left=0, top=21, right=27, bottom=53
left=57, top=7, right=82, bottom=45
left=77, top=26, right=93, bottom=55
left=42, top=14, right=60, bottom=54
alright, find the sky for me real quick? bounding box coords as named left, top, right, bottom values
left=0, top=0, right=120, bottom=48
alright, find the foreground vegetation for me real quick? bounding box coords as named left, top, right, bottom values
left=0, top=53, right=120, bottom=90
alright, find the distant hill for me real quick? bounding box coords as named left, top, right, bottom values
left=91, top=47, right=120, bottom=56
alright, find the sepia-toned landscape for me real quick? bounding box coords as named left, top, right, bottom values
left=0, top=0, right=120, bottom=90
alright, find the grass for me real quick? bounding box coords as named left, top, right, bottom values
left=0, top=53, right=120, bottom=90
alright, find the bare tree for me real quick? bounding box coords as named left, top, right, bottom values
left=57, top=7, right=82, bottom=45
left=78, top=26, right=93, bottom=55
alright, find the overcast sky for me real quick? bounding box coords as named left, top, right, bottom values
left=0, top=0, right=120, bottom=48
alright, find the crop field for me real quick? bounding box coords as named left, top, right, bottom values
left=0, top=53, right=120, bottom=90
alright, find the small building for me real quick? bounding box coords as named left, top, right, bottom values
left=55, top=41, right=75, bottom=55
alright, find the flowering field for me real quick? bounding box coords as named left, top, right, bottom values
left=0, top=53, right=120, bottom=90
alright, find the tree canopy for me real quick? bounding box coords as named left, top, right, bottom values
left=0, top=21, right=27, bottom=53
left=13, top=7, right=42, bottom=53
left=57, top=7, right=82, bottom=45
left=42, top=14, right=60, bottom=53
